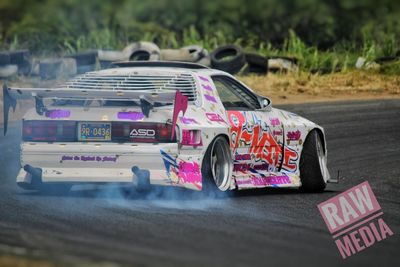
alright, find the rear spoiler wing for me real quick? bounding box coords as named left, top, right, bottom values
left=2, top=84, right=188, bottom=139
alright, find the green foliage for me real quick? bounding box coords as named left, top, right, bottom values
left=0, top=0, right=399, bottom=73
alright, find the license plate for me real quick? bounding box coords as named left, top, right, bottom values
left=79, top=122, right=111, bottom=141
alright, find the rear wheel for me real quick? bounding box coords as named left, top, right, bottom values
left=201, top=136, right=232, bottom=193
left=299, top=130, right=327, bottom=192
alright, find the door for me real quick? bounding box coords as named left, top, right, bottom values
left=211, top=76, right=284, bottom=173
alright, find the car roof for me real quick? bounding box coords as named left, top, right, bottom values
left=111, top=61, right=210, bottom=69
left=93, top=61, right=228, bottom=77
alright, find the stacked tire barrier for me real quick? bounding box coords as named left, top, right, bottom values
left=0, top=50, right=31, bottom=78
left=0, top=42, right=306, bottom=80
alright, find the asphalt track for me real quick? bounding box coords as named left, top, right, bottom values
left=0, top=99, right=399, bottom=267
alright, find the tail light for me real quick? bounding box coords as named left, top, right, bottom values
left=111, top=122, right=176, bottom=143
left=181, top=129, right=202, bottom=147
left=23, top=120, right=76, bottom=142
left=22, top=121, right=177, bottom=143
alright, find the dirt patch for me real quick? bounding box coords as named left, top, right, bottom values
left=1, top=71, right=399, bottom=124
left=239, top=70, right=400, bottom=104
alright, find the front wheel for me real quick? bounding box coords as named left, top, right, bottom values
left=201, top=136, right=233, bottom=192
left=299, top=130, right=327, bottom=192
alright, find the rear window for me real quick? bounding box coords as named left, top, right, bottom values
left=65, top=72, right=198, bottom=102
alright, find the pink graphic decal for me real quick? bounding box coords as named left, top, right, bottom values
left=178, top=162, right=202, bottom=189
left=318, top=181, right=394, bottom=259
left=180, top=117, right=199, bottom=124
left=287, top=130, right=301, bottom=141
left=236, top=175, right=290, bottom=186
left=171, top=91, right=188, bottom=140
left=45, top=109, right=70, bottom=119
left=61, top=155, right=117, bottom=162
left=202, top=84, right=213, bottom=91
left=117, top=111, right=144, bottom=121
left=270, top=118, right=281, bottom=126
left=204, top=94, right=217, bottom=103
left=199, top=76, right=210, bottom=82
left=228, top=111, right=298, bottom=172
left=273, top=130, right=283, bottom=136
left=206, top=112, right=225, bottom=123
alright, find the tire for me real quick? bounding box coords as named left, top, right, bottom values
left=374, top=56, right=400, bottom=65
left=39, top=59, right=63, bottom=80
left=245, top=53, right=268, bottom=74
left=65, top=51, right=98, bottom=66
left=61, top=58, right=77, bottom=77
left=210, top=45, right=245, bottom=74
left=98, top=50, right=125, bottom=61
left=0, top=52, right=10, bottom=66
left=0, top=65, right=18, bottom=78
left=76, top=64, right=96, bottom=74
left=99, top=60, right=113, bottom=69
left=196, top=55, right=211, bottom=67
left=299, top=130, right=327, bottom=192
left=9, top=50, right=31, bottom=75
left=268, top=57, right=299, bottom=73
left=182, top=45, right=208, bottom=62
left=201, top=136, right=233, bottom=193
left=9, top=49, right=30, bottom=65
left=160, top=49, right=192, bottom=61
left=122, top=42, right=161, bottom=61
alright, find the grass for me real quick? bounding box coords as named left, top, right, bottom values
left=3, top=26, right=399, bottom=74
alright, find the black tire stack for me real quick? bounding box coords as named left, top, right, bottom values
left=39, top=59, right=63, bottom=80
left=9, top=50, right=31, bottom=75
left=65, top=51, right=98, bottom=74
left=210, top=45, right=246, bottom=74
left=0, top=50, right=31, bottom=78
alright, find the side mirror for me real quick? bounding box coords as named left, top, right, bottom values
left=258, top=96, right=272, bottom=111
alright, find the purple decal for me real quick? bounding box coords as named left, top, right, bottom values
left=287, top=130, right=301, bottom=141
left=206, top=112, right=225, bottom=123
left=236, top=175, right=290, bottom=186
left=61, top=155, right=117, bottom=162
left=204, top=94, right=217, bottom=103
left=273, top=130, right=283, bottom=136
left=235, top=154, right=251, bottom=161
left=270, top=118, right=281, bottom=126
left=199, top=76, right=210, bottom=82
left=202, top=84, right=213, bottom=91
left=45, top=109, right=70, bottom=119
left=117, top=111, right=144, bottom=121
left=180, top=117, right=199, bottom=124
left=233, top=163, right=269, bottom=172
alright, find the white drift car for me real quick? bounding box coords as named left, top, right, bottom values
left=3, top=61, right=332, bottom=193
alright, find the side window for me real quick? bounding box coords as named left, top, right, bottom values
left=211, top=76, right=260, bottom=110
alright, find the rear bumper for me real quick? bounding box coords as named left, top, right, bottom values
left=18, top=142, right=202, bottom=190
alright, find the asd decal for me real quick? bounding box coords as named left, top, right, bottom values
left=318, top=181, right=394, bottom=259
left=228, top=111, right=298, bottom=172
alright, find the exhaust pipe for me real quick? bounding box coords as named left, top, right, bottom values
left=132, top=166, right=151, bottom=192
